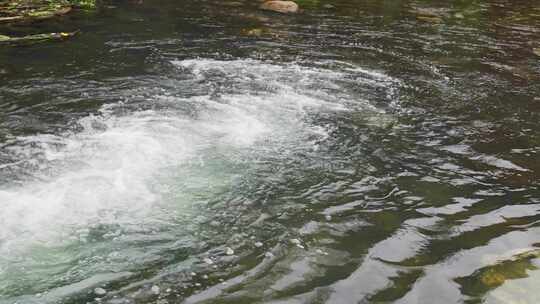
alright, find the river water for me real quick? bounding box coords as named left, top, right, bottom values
left=0, top=0, right=539, bottom=303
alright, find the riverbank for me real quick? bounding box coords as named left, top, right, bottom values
left=0, top=0, right=94, bottom=44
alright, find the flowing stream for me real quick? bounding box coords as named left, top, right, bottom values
left=0, top=0, right=539, bottom=303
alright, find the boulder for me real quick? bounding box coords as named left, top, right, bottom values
left=260, top=1, right=299, bottom=14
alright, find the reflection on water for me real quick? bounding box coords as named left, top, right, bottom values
left=0, top=0, right=539, bottom=303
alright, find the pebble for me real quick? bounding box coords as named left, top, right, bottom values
left=325, top=215, right=332, bottom=221
left=225, top=247, right=234, bottom=255
left=203, top=257, right=214, bottom=265
left=94, top=287, right=107, bottom=296
left=254, top=241, right=263, bottom=248
left=195, top=283, right=202, bottom=287
left=265, top=251, right=275, bottom=258
left=151, top=285, right=160, bottom=295
left=190, top=272, right=197, bottom=276
left=202, top=274, right=208, bottom=279
left=290, top=238, right=301, bottom=245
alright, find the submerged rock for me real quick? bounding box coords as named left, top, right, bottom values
left=0, top=31, right=78, bottom=45
left=416, top=15, right=443, bottom=23
left=242, top=28, right=263, bottom=37
left=151, top=285, right=160, bottom=295
left=259, top=0, right=299, bottom=14
left=225, top=247, right=234, bottom=255
left=289, top=238, right=301, bottom=245
left=94, top=287, right=107, bottom=296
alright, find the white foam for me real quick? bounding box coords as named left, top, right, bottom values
left=0, top=58, right=397, bottom=299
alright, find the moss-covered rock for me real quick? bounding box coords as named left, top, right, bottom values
left=0, top=30, right=77, bottom=45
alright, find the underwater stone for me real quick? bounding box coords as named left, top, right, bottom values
left=260, top=0, right=299, bottom=14
left=290, top=238, right=301, bottom=245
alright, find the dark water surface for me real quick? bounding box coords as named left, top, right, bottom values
left=1, top=0, right=539, bottom=303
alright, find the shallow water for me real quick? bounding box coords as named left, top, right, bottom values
left=0, top=0, right=539, bottom=303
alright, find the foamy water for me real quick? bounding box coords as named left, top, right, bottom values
left=0, top=59, right=396, bottom=301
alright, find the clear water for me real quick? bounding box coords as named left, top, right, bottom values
left=0, top=0, right=539, bottom=303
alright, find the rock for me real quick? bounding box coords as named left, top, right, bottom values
left=533, top=48, right=540, bottom=57
left=225, top=247, right=234, bottom=255
left=254, top=241, right=263, bottom=248
left=289, top=238, right=301, bottom=245
left=325, top=215, right=332, bottom=221
left=323, top=4, right=334, bottom=9
left=481, top=270, right=506, bottom=287
left=265, top=251, right=275, bottom=258
left=151, top=285, right=160, bottom=295
left=94, top=287, right=107, bottom=296
left=260, top=1, right=299, bottom=14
